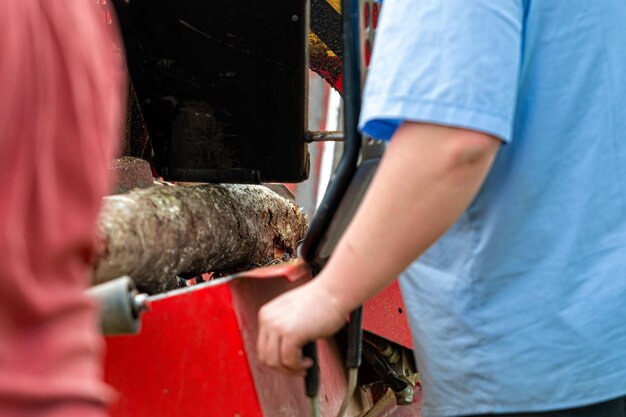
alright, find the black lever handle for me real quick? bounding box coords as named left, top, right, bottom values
left=346, top=306, right=363, bottom=368
left=303, top=341, right=320, bottom=398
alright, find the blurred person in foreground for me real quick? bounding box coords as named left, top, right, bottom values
left=258, top=1, right=626, bottom=416
left=0, top=2, right=125, bottom=416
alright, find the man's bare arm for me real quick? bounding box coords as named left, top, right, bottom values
left=257, top=122, right=501, bottom=374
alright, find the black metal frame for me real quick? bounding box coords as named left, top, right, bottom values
left=301, top=0, right=363, bottom=267
left=112, top=0, right=310, bottom=184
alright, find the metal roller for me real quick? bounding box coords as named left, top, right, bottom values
left=87, top=276, right=150, bottom=336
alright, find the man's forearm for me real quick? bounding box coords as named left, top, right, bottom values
left=256, top=122, right=501, bottom=374
left=314, top=122, right=501, bottom=312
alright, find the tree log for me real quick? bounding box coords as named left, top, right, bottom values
left=93, top=184, right=308, bottom=294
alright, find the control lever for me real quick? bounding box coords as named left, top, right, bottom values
left=336, top=307, right=363, bottom=417
left=303, top=307, right=363, bottom=417
left=304, top=342, right=321, bottom=417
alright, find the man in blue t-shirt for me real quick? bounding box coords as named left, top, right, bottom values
left=257, top=1, right=626, bottom=416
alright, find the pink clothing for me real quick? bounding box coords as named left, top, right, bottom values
left=0, top=1, right=125, bottom=416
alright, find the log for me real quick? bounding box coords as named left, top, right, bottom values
left=93, top=184, right=308, bottom=294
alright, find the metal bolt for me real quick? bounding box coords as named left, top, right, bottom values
left=132, top=292, right=150, bottom=315
left=379, top=344, right=401, bottom=364
left=395, top=385, right=414, bottom=406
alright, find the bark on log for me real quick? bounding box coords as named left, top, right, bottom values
left=93, top=184, right=308, bottom=294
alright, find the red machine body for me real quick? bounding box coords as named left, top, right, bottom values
left=105, top=276, right=421, bottom=417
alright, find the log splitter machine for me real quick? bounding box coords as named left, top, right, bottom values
left=93, top=0, right=422, bottom=416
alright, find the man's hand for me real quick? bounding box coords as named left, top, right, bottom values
left=257, top=280, right=347, bottom=375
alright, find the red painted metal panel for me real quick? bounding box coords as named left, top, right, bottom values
left=104, top=275, right=421, bottom=416
left=228, top=276, right=422, bottom=416
left=230, top=277, right=351, bottom=416
left=362, top=281, right=414, bottom=349
left=104, top=281, right=264, bottom=417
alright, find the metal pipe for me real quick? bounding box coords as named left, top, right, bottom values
left=304, top=130, right=345, bottom=142
left=336, top=368, right=358, bottom=417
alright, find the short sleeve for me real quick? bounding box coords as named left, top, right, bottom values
left=359, top=0, right=524, bottom=142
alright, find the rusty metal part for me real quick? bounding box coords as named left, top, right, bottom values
left=362, top=344, right=409, bottom=399
left=362, top=333, right=420, bottom=406
left=398, top=349, right=420, bottom=386
left=392, top=348, right=420, bottom=406
left=361, top=386, right=396, bottom=417
left=395, top=385, right=414, bottom=406
left=359, top=381, right=421, bottom=417
left=376, top=342, right=401, bottom=365
left=305, top=130, right=345, bottom=142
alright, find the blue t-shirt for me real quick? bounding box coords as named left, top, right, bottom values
left=360, top=1, right=626, bottom=416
